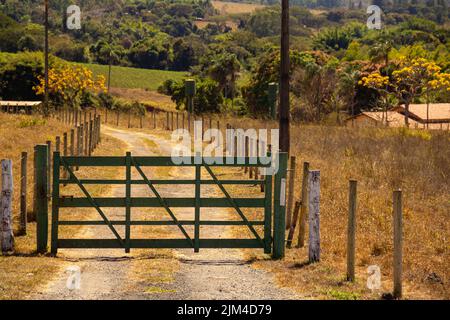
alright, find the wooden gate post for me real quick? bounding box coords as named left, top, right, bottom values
left=46, top=140, right=51, bottom=196
left=297, top=161, right=309, bottom=248
left=51, top=152, right=60, bottom=255
left=286, top=156, right=296, bottom=229
left=19, top=152, right=27, bottom=235
left=273, top=152, right=288, bottom=259
left=393, top=189, right=403, bottom=299
left=35, top=145, right=48, bottom=253
left=347, top=180, right=357, bottom=282
left=308, top=170, right=320, bottom=263
left=1, top=159, right=14, bottom=253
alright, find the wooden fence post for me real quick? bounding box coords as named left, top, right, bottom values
left=1, top=159, right=14, bottom=253
left=166, top=112, right=169, bottom=130
left=98, top=115, right=101, bottom=144
left=76, top=126, right=80, bottom=170
left=19, top=152, right=27, bottom=236
left=79, top=124, right=83, bottom=158
left=88, top=119, right=93, bottom=156
left=35, top=145, right=48, bottom=253
left=308, top=170, right=320, bottom=263
left=55, top=136, right=60, bottom=152
left=244, top=136, right=249, bottom=173
left=286, top=201, right=301, bottom=248
left=347, top=180, right=357, bottom=282
left=393, top=189, right=403, bottom=299
left=116, top=111, right=119, bottom=126
left=84, top=119, right=88, bottom=155
left=297, top=161, right=309, bottom=248
left=286, top=156, right=296, bottom=229
left=188, top=112, right=191, bottom=133
left=63, top=133, right=68, bottom=179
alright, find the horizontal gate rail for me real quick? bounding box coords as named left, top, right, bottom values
left=57, top=239, right=262, bottom=249
left=58, top=197, right=265, bottom=207
left=59, top=179, right=265, bottom=185
left=58, top=220, right=266, bottom=226
left=60, top=156, right=272, bottom=167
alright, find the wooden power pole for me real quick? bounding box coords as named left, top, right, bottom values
left=279, top=0, right=290, bottom=154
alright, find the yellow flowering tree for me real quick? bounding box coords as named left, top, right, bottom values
left=34, top=65, right=106, bottom=110
left=361, top=57, right=449, bottom=127
left=423, top=71, right=450, bottom=126
left=359, top=72, right=390, bottom=124
left=391, top=58, right=443, bottom=126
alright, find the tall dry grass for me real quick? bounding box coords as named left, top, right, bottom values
left=0, top=113, right=73, bottom=230
left=227, top=118, right=449, bottom=299
left=93, top=108, right=449, bottom=298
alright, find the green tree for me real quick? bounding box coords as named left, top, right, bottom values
left=208, top=54, right=241, bottom=99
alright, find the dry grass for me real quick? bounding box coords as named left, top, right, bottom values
left=0, top=113, right=72, bottom=231
left=194, top=20, right=239, bottom=31
left=211, top=1, right=265, bottom=15
left=109, top=87, right=177, bottom=111
left=222, top=117, right=449, bottom=299
left=0, top=112, right=127, bottom=299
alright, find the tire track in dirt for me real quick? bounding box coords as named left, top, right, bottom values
left=30, top=126, right=298, bottom=300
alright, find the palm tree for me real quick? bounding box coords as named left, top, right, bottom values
left=369, top=33, right=393, bottom=67
left=208, top=53, right=241, bottom=99
left=338, top=67, right=360, bottom=125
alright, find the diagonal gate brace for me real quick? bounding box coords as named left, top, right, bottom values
left=131, top=157, right=194, bottom=247
left=203, top=164, right=264, bottom=246
left=60, top=158, right=125, bottom=247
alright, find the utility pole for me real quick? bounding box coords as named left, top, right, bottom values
left=108, top=50, right=112, bottom=94
left=279, top=0, right=290, bottom=154
left=44, top=0, right=49, bottom=116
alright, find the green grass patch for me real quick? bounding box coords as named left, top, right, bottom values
left=75, top=62, right=187, bottom=90
left=325, top=289, right=360, bottom=300
left=145, top=286, right=176, bottom=294
left=18, top=117, right=46, bottom=128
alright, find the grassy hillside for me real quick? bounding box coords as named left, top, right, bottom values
left=76, top=63, right=188, bottom=90
left=211, top=0, right=265, bottom=14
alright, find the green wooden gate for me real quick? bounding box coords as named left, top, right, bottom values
left=51, top=152, right=288, bottom=258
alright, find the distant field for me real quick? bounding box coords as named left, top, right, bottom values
left=194, top=20, right=238, bottom=31
left=76, top=63, right=187, bottom=90
left=211, top=0, right=265, bottom=14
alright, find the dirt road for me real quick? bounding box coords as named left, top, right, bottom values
left=30, top=126, right=297, bottom=300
